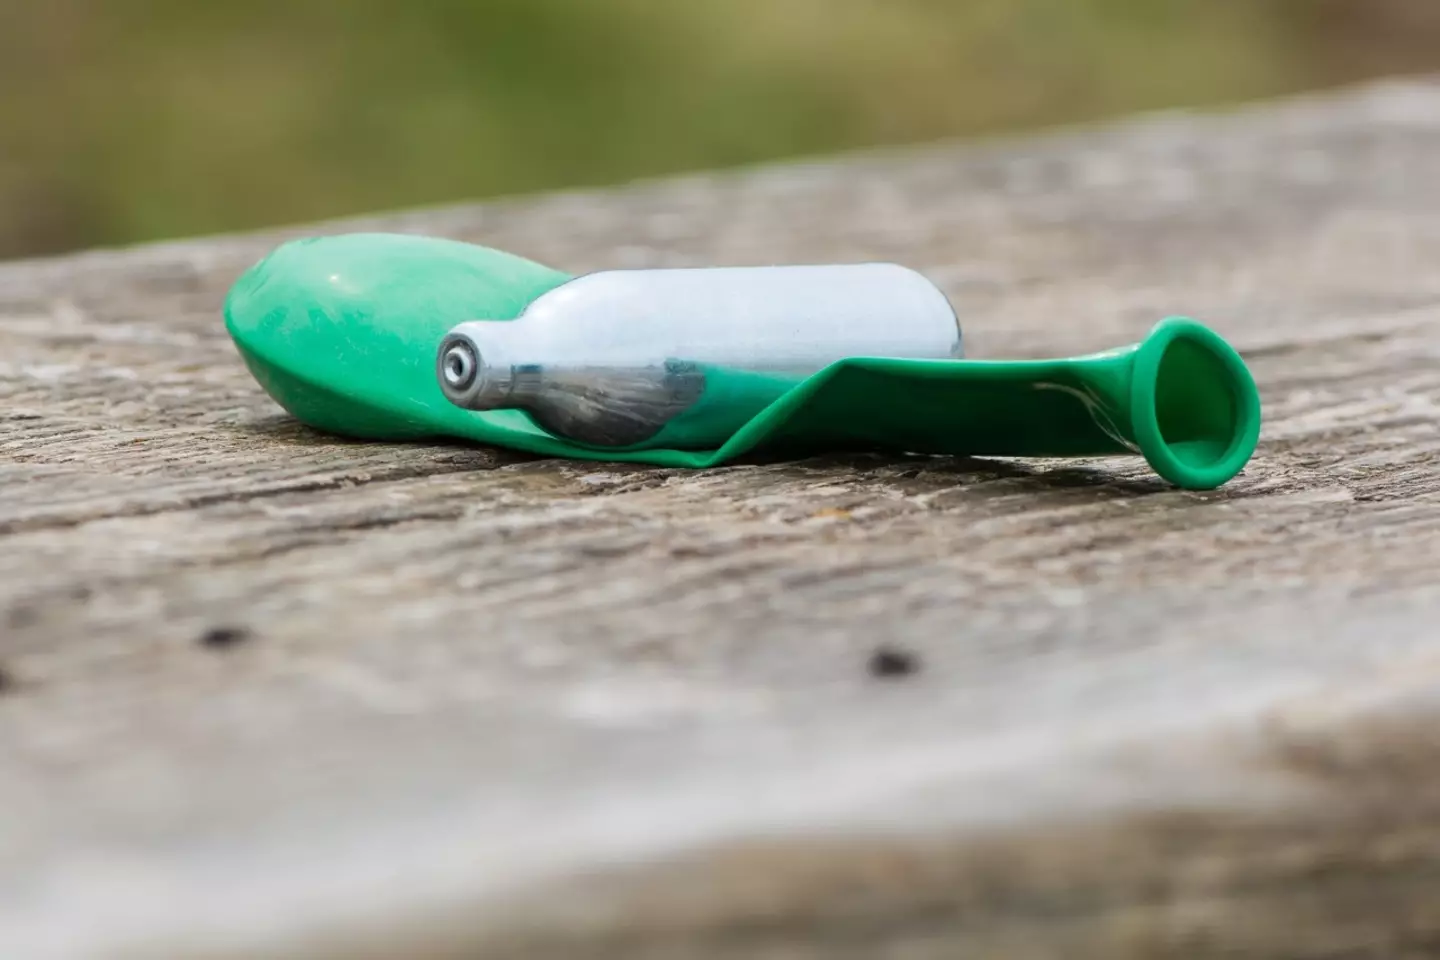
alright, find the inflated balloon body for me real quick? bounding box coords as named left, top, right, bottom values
left=224, top=233, right=1260, bottom=490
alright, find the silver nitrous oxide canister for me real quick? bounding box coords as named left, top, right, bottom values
left=436, top=264, right=961, bottom=449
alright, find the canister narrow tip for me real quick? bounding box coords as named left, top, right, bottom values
left=436, top=324, right=516, bottom=410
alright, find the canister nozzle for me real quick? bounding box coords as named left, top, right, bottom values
left=436, top=326, right=519, bottom=410
left=440, top=338, right=478, bottom=393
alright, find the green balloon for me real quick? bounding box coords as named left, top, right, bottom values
left=225, top=232, right=1260, bottom=489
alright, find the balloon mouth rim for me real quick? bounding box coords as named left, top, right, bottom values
left=1129, top=317, right=1261, bottom=490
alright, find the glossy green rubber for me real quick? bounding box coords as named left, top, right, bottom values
left=224, top=233, right=1261, bottom=489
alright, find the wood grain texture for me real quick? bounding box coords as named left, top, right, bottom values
left=3, top=78, right=1440, bottom=959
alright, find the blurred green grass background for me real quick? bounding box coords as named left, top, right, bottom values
left=2, top=0, right=1439, bottom=259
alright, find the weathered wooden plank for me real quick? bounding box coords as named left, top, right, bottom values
left=2, top=78, right=1440, bottom=959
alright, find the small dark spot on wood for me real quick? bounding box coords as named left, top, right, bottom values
left=0, top=664, right=16, bottom=694
left=868, top=645, right=920, bottom=679
left=6, top=606, right=38, bottom=629
left=199, top=626, right=252, bottom=651
left=578, top=539, right=646, bottom=559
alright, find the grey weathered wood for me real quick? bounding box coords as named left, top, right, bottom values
left=4, top=78, right=1440, bottom=959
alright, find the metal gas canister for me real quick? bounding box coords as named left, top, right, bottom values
left=436, top=263, right=961, bottom=448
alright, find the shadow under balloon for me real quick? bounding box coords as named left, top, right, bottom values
left=232, top=416, right=1203, bottom=499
